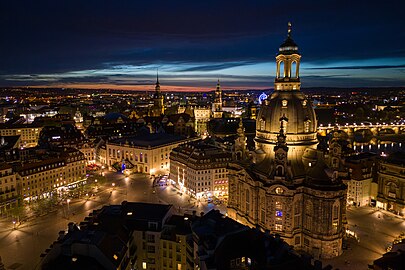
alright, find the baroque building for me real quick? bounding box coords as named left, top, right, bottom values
left=169, top=139, right=232, bottom=198
left=227, top=23, right=347, bottom=259
left=376, top=152, right=405, bottom=215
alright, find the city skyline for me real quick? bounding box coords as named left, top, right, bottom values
left=1, top=0, right=405, bottom=91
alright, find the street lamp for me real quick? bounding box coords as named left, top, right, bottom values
left=67, top=199, right=71, bottom=218
left=112, top=183, right=115, bottom=190
left=13, top=220, right=16, bottom=230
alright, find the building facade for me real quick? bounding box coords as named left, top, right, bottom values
left=0, top=123, right=42, bottom=147
left=16, top=148, right=86, bottom=201
left=106, top=133, right=196, bottom=175
left=178, top=106, right=211, bottom=136
left=345, top=153, right=377, bottom=207
left=376, top=152, right=405, bottom=215
left=169, top=140, right=232, bottom=198
left=0, top=164, right=18, bottom=214
left=227, top=24, right=347, bottom=259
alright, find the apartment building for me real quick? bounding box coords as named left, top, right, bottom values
left=16, top=148, right=86, bottom=200
left=106, top=133, right=196, bottom=175
left=170, top=140, right=232, bottom=198
left=0, top=164, right=18, bottom=214
left=0, top=123, right=42, bottom=147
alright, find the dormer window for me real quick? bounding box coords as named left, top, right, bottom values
left=304, top=119, right=311, bottom=133
left=282, top=100, right=288, bottom=107
left=260, top=118, right=266, bottom=131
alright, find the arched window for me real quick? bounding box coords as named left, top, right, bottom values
left=260, top=118, right=266, bottom=131
left=275, top=202, right=283, bottom=231
left=294, top=200, right=301, bottom=227
left=305, top=201, right=313, bottom=231
left=279, top=61, right=285, bottom=78
left=245, top=189, right=250, bottom=214
left=386, top=182, right=397, bottom=198
left=260, top=197, right=266, bottom=224
left=292, top=61, right=297, bottom=78
left=332, top=201, right=340, bottom=233
left=304, top=120, right=311, bottom=133
left=276, top=165, right=284, bottom=176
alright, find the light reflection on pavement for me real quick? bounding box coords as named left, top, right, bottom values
left=0, top=172, right=226, bottom=269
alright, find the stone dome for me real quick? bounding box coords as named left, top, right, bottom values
left=255, top=90, right=317, bottom=147
left=279, top=36, right=299, bottom=54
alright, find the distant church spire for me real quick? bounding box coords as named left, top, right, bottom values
left=212, top=79, right=223, bottom=118
left=155, top=68, right=160, bottom=93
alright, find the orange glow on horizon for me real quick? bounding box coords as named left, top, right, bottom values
left=27, top=83, right=269, bottom=92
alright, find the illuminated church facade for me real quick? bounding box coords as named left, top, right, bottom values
left=227, top=23, right=347, bottom=259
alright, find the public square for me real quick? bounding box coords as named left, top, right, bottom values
left=0, top=171, right=404, bottom=270
left=0, top=172, right=224, bottom=270
left=322, top=206, right=405, bottom=269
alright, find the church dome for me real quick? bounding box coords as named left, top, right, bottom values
left=255, top=22, right=317, bottom=151
left=256, top=91, right=317, bottom=145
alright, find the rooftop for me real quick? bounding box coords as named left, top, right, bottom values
left=111, top=133, right=190, bottom=148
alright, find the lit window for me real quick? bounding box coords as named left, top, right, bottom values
left=142, top=262, right=147, bottom=269
left=282, top=100, right=288, bottom=107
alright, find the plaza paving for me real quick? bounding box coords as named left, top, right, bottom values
left=0, top=172, right=401, bottom=270
left=0, top=172, right=224, bottom=270
left=322, top=206, right=405, bottom=269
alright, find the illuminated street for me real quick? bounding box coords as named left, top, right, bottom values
left=0, top=172, right=224, bottom=270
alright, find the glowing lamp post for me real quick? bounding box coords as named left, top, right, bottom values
left=67, top=199, right=71, bottom=218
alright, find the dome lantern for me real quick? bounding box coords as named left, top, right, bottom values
left=275, top=22, right=301, bottom=91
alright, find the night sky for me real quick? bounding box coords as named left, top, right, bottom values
left=1, top=0, right=404, bottom=90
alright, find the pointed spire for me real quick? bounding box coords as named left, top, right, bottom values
left=287, top=22, right=292, bottom=37
left=155, top=68, right=160, bottom=93
left=156, top=68, right=159, bottom=84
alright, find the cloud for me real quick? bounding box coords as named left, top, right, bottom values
left=176, top=62, right=255, bottom=72
left=305, top=64, right=405, bottom=70
left=1, top=1, right=405, bottom=87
